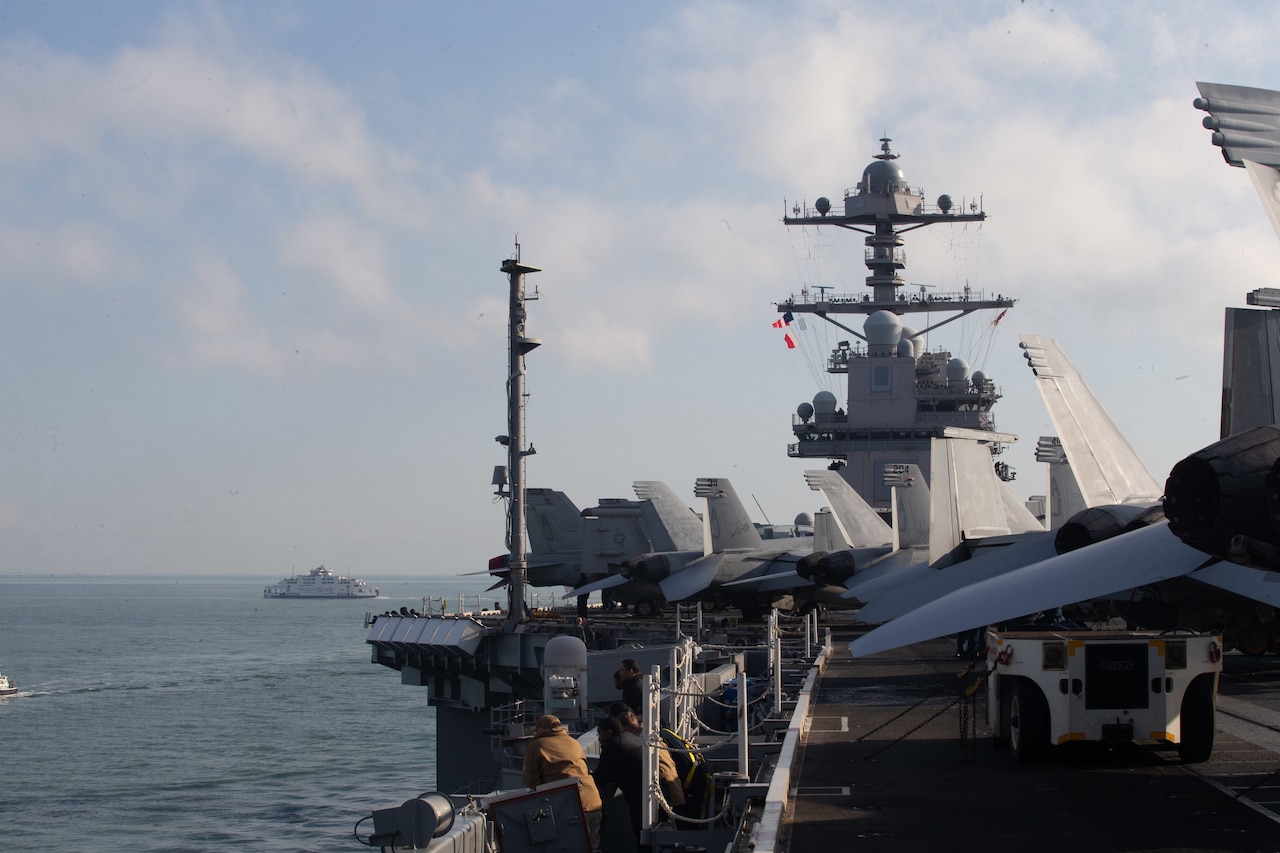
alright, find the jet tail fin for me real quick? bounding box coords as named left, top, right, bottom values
left=578, top=499, right=651, bottom=579
left=804, top=470, right=892, bottom=549
left=633, top=481, right=705, bottom=553
left=888, top=464, right=929, bottom=551
left=1019, top=334, right=1161, bottom=506
left=694, top=478, right=764, bottom=553
left=1222, top=306, right=1280, bottom=437
left=524, top=489, right=584, bottom=555
left=811, top=508, right=843, bottom=552
left=928, top=439, right=1040, bottom=565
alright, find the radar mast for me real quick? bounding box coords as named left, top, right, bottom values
left=497, top=244, right=541, bottom=627
left=781, top=139, right=1017, bottom=516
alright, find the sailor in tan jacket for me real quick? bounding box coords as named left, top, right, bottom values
left=522, top=714, right=603, bottom=849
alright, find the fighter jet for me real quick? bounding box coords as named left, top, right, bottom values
left=726, top=466, right=925, bottom=602
left=486, top=484, right=702, bottom=612
left=566, top=477, right=839, bottom=619
left=843, top=335, right=1167, bottom=627
left=847, top=82, right=1280, bottom=656
left=850, top=324, right=1280, bottom=655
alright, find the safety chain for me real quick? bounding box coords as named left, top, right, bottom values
left=650, top=779, right=731, bottom=827
left=958, top=664, right=983, bottom=764
left=687, top=708, right=772, bottom=738
left=855, top=671, right=956, bottom=742
left=860, top=696, right=962, bottom=762
left=859, top=662, right=993, bottom=763
left=664, top=686, right=776, bottom=709
left=688, top=712, right=741, bottom=737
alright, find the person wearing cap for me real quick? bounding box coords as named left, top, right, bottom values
left=523, top=714, right=603, bottom=849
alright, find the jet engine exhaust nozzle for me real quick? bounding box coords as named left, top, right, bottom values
left=1054, top=504, right=1164, bottom=554
left=1164, top=425, right=1280, bottom=571
left=798, top=551, right=852, bottom=585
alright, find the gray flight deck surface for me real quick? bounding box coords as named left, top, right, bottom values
left=785, top=625, right=1280, bottom=853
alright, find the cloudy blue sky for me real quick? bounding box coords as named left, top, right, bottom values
left=1, top=1, right=1278, bottom=577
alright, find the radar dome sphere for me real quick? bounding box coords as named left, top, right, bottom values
left=864, top=310, right=903, bottom=347
left=899, top=325, right=922, bottom=358
left=937, top=194, right=953, bottom=213
left=971, top=370, right=987, bottom=389
left=797, top=402, right=814, bottom=422
left=862, top=159, right=907, bottom=193
left=544, top=634, right=588, bottom=667
left=815, top=197, right=831, bottom=215
left=813, top=391, right=838, bottom=414
left=946, top=357, right=970, bottom=382
left=795, top=512, right=814, bottom=527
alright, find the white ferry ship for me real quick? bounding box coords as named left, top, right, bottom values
left=263, top=565, right=379, bottom=599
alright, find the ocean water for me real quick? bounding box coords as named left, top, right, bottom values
left=0, top=575, right=495, bottom=853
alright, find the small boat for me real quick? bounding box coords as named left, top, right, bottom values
left=263, top=565, right=379, bottom=599
left=0, top=670, right=16, bottom=696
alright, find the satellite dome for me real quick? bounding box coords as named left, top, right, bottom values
left=815, top=197, right=831, bottom=215
left=896, top=339, right=914, bottom=357
left=544, top=634, right=588, bottom=668
left=864, top=310, right=902, bottom=347
left=813, top=390, right=838, bottom=415
left=971, top=369, right=987, bottom=389
left=946, top=357, right=970, bottom=382
left=797, top=401, right=814, bottom=422
left=937, top=194, right=953, bottom=213
left=861, top=159, right=907, bottom=194
left=795, top=512, right=814, bottom=527
left=899, top=325, right=922, bottom=358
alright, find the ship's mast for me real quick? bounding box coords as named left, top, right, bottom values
left=781, top=139, right=1018, bottom=513
left=782, top=138, right=1008, bottom=335
left=500, top=245, right=540, bottom=628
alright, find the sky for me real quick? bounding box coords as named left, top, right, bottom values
left=1, top=0, right=1279, bottom=578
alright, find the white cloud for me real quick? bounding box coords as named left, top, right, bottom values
left=4, top=2, right=1280, bottom=575
left=966, top=6, right=1108, bottom=78
left=0, top=221, right=141, bottom=288
left=279, top=217, right=397, bottom=315
left=176, top=250, right=287, bottom=373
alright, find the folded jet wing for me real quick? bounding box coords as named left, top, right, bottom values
left=1195, top=81, right=1280, bottom=241
left=846, top=334, right=1168, bottom=623
left=850, top=522, right=1214, bottom=657
left=1018, top=334, right=1162, bottom=506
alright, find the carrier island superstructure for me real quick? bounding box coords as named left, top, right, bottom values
left=360, top=145, right=1020, bottom=846
left=780, top=139, right=1017, bottom=516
